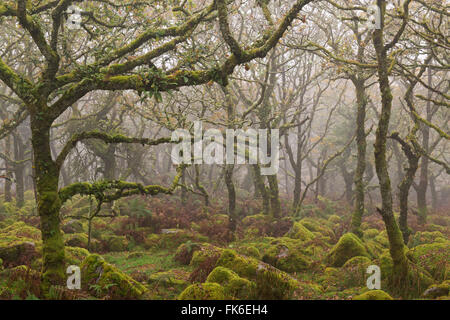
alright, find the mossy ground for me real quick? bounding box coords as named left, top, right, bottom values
left=0, top=195, right=448, bottom=300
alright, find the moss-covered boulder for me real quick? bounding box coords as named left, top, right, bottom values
left=178, top=283, right=228, bottom=300
left=81, top=254, right=147, bottom=299
left=242, top=246, right=261, bottom=259
left=65, top=246, right=89, bottom=266
left=353, top=290, right=393, bottom=300
left=319, top=256, right=372, bottom=290
left=64, top=233, right=88, bottom=249
left=406, top=242, right=449, bottom=281
left=0, top=241, right=38, bottom=268
left=326, top=233, right=370, bottom=267
left=148, top=270, right=190, bottom=289
left=175, top=242, right=201, bottom=265
left=206, top=266, right=255, bottom=299
left=328, top=215, right=342, bottom=224
left=144, top=229, right=208, bottom=250
left=103, top=235, right=129, bottom=252
left=190, top=244, right=224, bottom=269
left=262, top=239, right=311, bottom=273
left=62, top=219, right=84, bottom=234
left=423, top=280, right=450, bottom=299
left=216, top=249, right=300, bottom=299
left=363, top=228, right=380, bottom=240
left=377, top=250, right=434, bottom=297
left=298, top=217, right=334, bottom=239
left=285, top=222, right=315, bottom=241
left=0, top=221, right=41, bottom=241
left=373, top=231, right=389, bottom=248
left=408, top=231, right=446, bottom=248
left=364, top=239, right=385, bottom=258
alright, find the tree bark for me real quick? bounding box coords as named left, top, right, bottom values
left=31, top=116, right=65, bottom=292
left=351, top=78, right=367, bottom=236
left=372, top=0, right=408, bottom=289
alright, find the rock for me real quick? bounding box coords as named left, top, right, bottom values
left=285, top=222, right=315, bottom=241
left=0, top=221, right=41, bottom=241
left=408, top=231, right=446, bottom=248
left=148, top=270, right=189, bottom=287
left=353, top=290, right=393, bottom=300
left=298, top=218, right=335, bottom=239
left=377, top=250, right=434, bottom=297
left=103, top=235, right=129, bottom=252
left=206, top=266, right=256, bottom=299
left=422, top=281, right=450, bottom=299
left=363, top=228, right=380, bottom=240
left=190, top=244, right=223, bottom=268
left=0, top=241, right=38, bottom=268
left=407, top=242, right=449, bottom=281
left=178, top=283, right=227, bottom=300
left=175, top=242, right=201, bottom=265
left=319, top=256, right=372, bottom=290
left=65, top=233, right=88, bottom=248
left=144, top=230, right=208, bottom=250
left=81, top=254, right=147, bottom=299
left=62, top=219, right=84, bottom=234
left=216, top=249, right=299, bottom=299
left=326, top=233, right=370, bottom=267
left=262, top=238, right=311, bottom=273
left=66, top=246, right=89, bottom=266
left=242, top=246, right=261, bottom=259
left=327, top=215, right=342, bottom=224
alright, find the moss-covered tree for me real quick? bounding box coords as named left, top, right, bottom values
left=0, top=0, right=313, bottom=292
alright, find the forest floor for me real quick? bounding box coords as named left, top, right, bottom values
left=0, top=191, right=448, bottom=300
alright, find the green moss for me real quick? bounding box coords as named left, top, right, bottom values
left=144, top=230, right=208, bottom=250
left=0, top=221, right=41, bottom=241
left=206, top=266, right=255, bottom=299
left=423, top=280, right=450, bottom=299
left=407, top=242, right=449, bottom=281
left=178, top=283, right=228, bottom=300
left=149, top=270, right=189, bottom=287
left=216, top=249, right=259, bottom=279
left=64, top=233, right=88, bottom=248
left=174, top=242, right=201, bottom=265
left=363, top=228, right=380, bottom=240
left=65, top=246, right=89, bottom=265
left=365, top=239, right=385, bottom=258
left=328, top=215, right=342, bottom=224
left=190, top=244, right=223, bottom=268
left=424, top=224, right=446, bottom=233
left=262, top=239, right=311, bottom=273
left=373, top=231, right=389, bottom=248
left=127, top=251, right=145, bottom=259
left=62, top=219, right=84, bottom=234
left=353, top=290, right=393, bottom=300
left=326, top=233, right=370, bottom=267
left=285, top=222, right=315, bottom=241
left=81, top=254, right=147, bottom=299
left=377, top=249, right=435, bottom=298
left=0, top=240, right=38, bottom=267
left=103, top=235, right=129, bottom=252
left=408, top=231, right=446, bottom=248
left=319, top=256, right=372, bottom=290
left=215, top=249, right=300, bottom=299
left=298, top=218, right=334, bottom=238
left=243, top=246, right=261, bottom=259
